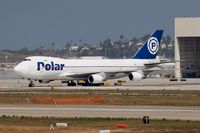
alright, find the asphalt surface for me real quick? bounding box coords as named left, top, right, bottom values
left=1, top=78, right=200, bottom=90
left=0, top=105, right=200, bottom=120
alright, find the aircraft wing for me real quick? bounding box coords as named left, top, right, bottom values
left=144, top=60, right=179, bottom=68
left=59, top=70, right=135, bottom=79
left=59, top=71, right=97, bottom=79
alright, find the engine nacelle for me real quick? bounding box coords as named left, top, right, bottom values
left=128, top=72, right=143, bottom=81
left=88, top=73, right=106, bottom=84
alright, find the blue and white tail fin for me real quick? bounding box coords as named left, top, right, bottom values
left=133, top=30, right=163, bottom=59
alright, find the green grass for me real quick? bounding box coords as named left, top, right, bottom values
left=0, top=116, right=200, bottom=132
left=0, top=90, right=200, bottom=106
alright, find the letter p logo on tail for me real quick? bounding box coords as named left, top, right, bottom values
left=133, top=30, right=163, bottom=59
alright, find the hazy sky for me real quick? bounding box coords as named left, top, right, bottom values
left=0, top=0, right=200, bottom=50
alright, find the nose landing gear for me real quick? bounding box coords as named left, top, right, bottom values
left=28, top=81, right=34, bottom=87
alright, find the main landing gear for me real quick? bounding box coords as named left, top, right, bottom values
left=28, top=81, right=34, bottom=87
left=67, top=81, right=76, bottom=86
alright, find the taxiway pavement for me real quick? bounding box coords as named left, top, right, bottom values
left=1, top=78, right=200, bottom=90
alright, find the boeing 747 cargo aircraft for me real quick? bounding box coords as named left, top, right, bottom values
left=14, top=30, right=163, bottom=87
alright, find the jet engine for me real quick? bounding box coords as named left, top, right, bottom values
left=88, top=73, right=106, bottom=84
left=128, top=72, right=144, bottom=81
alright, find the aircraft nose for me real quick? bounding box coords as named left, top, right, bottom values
left=14, top=64, right=23, bottom=74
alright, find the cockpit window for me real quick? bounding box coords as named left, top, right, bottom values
left=23, top=59, right=31, bottom=61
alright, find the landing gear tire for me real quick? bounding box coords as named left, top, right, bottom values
left=82, top=81, right=101, bottom=86
left=82, top=81, right=92, bottom=86
left=67, top=81, right=76, bottom=86
left=28, top=81, right=34, bottom=87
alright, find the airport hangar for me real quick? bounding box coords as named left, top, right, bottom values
left=175, top=17, right=200, bottom=78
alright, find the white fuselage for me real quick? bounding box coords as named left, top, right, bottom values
left=14, top=56, right=158, bottom=81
